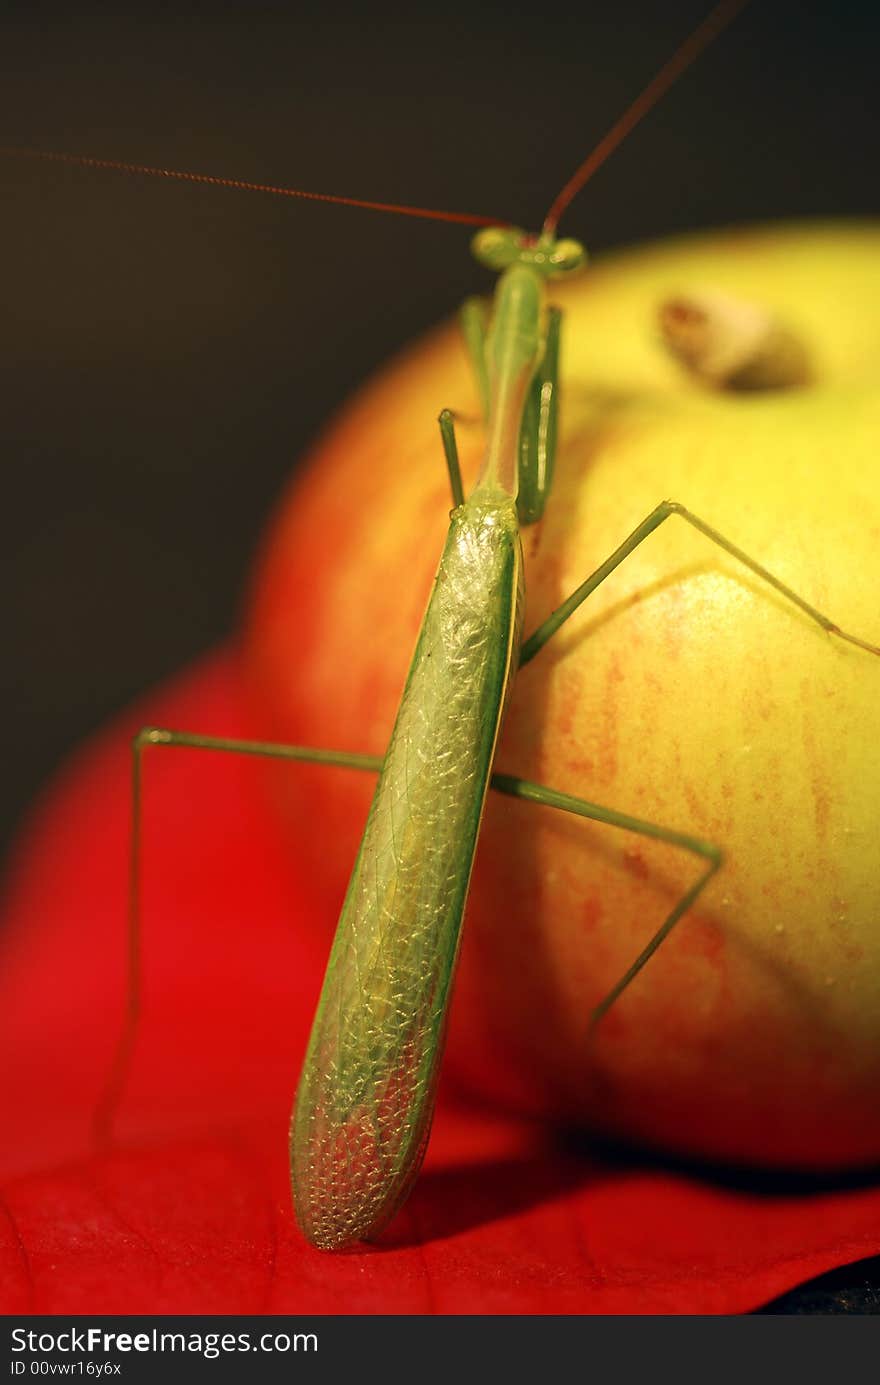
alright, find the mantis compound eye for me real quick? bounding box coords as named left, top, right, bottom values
left=470, top=226, right=527, bottom=271
left=544, top=237, right=587, bottom=275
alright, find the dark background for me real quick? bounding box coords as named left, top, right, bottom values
left=2, top=0, right=878, bottom=861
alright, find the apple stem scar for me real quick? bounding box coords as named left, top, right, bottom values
left=659, top=289, right=812, bottom=391
left=16, top=0, right=876, bottom=1252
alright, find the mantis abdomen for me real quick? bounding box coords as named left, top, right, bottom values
left=291, top=491, right=523, bottom=1249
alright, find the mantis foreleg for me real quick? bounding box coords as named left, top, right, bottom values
left=454, top=299, right=563, bottom=524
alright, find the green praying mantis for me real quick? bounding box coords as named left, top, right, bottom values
left=9, top=0, right=879, bottom=1252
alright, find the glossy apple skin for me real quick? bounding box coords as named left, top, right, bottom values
left=245, top=224, right=880, bottom=1170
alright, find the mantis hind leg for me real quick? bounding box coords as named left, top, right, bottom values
left=93, top=727, right=382, bottom=1146
left=490, top=772, right=722, bottom=1030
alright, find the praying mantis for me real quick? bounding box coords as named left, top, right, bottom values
left=5, top=2, right=879, bottom=1251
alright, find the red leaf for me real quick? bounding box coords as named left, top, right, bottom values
left=2, top=649, right=879, bottom=1314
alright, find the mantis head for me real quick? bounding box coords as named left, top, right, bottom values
left=471, top=226, right=586, bottom=279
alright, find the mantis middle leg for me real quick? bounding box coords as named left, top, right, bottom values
left=513, top=497, right=880, bottom=1023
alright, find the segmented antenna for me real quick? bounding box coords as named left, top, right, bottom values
left=543, top=0, right=751, bottom=236
left=0, top=145, right=504, bottom=229
left=4, top=1, right=749, bottom=239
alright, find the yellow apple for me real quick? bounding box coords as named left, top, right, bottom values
left=245, top=222, right=880, bottom=1169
